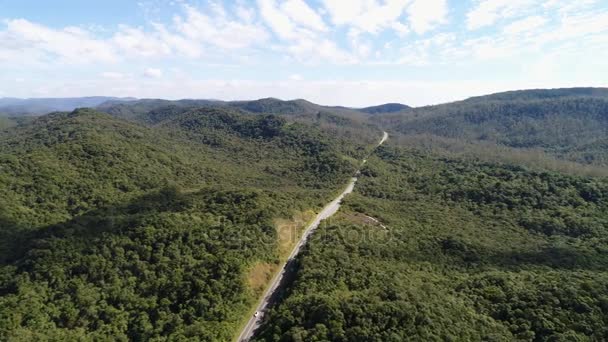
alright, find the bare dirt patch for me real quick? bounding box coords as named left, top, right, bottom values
left=340, top=212, right=387, bottom=229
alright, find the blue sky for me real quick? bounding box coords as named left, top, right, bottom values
left=1, top=0, right=607, bottom=106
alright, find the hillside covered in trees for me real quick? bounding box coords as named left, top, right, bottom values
left=1, top=87, right=608, bottom=341
left=375, top=88, right=608, bottom=167
left=0, top=108, right=374, bottom=340
left=97, top=98, right=381, bottom=164
left=255, top=145, right=608, bottom=341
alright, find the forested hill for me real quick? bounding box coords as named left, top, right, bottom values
left=359, top=103, right=410, bottom=114
left=254, top=145, right=608, bottom=341
left=375, top=88, right=608, bottom=167
left=2, top=87, right=608, bottom=341
left=97, top=98, right=382, bottom=160
left=0, top=97, right=135, bottom=116
left=229, top=98, right=365, bottom=119
left=464, top=87, right=608, bottom=102
left=1, top=97, right=371, bottom=120
left=0, top=107, right=372, bottom=340
left=98, top=97, right=368, bottom=121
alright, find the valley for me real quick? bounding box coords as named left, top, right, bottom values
left=238, top=132, right=388, bottom=342
left=3, top=1, right=608, bottom=340
left=1, top=88, right=607, bottom=341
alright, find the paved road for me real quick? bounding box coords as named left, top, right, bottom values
left=236, top=131, right=388, bottom=342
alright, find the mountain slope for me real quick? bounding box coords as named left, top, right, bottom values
left=98, top=97, right=369, bottom=121
left=0, top=117, right=16, bottom=130
left=0, top=108, right=367, bottom=340
left=0, top=97, right=135, bottom=116
left=359, top=103, right=410, bottom=114
left=98, top=98, right=382, bottom=161
left=377, top=88, right=608, bottom=167
left=96, top=99, right=225, bottom=123
left=255, top=145, right=608, bottom=341
left=465, top=87, right=608, bottom=102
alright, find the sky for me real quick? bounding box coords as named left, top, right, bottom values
left=0, top=0, right=607, bottom=107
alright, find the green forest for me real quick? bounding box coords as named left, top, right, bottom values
left=0, top=108, right=371, bottom=340
left=1, top=88, right=608, bottom=341
left=375, top=88, right=608, bottom=167
left=255, top=146, right=608, bottom=341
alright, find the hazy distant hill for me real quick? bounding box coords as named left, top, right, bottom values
left=0, top=96, right=136, bottom=116
left=99, top=97, right=369, bottom=121
left=359, top=103, right=410, bottom=114
left=1, top=95, right=411, bottom=121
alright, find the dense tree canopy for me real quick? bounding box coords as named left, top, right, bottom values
left=375, top=89, right=608, bottom=167
left=0, top=108, right=368, bottom=340
left=2, top=88, right=608, bottom=341
left=255, top=146, right=608, bottom=341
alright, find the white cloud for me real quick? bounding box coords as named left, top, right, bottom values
left=258, top=0, right=298, bottom=39
left=174, top=4, right=269, bottom=50
left=280, top=0, right=327, bottom=31
left=391, top=22, right=410, bottom=36
left=394, top=32, right=457, bottom=66
left=466, top=0, right=538, bottom=30
left=152, top=22, right=203, bottom=58
left=0, top=3, right=273, bottom=67
left=347, top=28, right=372, bottom=58
left=2, top=0, right=608, bottom=102
left=236, top=4, right=256, bottom=22
left=257, top=0, right=355, bottom=64
left=322, top=0, right=365, bottom=26
left=143, top=68, right=163, bottom=78
left=288, top=38, right=356, bottom=64
left=322, top=0, right=414, bottom=34
left=548, top=11, right=608, bottom=41
left=503, top=16, right=547, bottom=35
left=407, top=0, right=448, bottom=34
left=289, top=73, right=303, bottom=80
left=113, top=25, right=172, bottom=57
left=464, top=36, right=515, bottom=60
left=1, top=19, right=117, bottom=64
left=443, top=5, right=608, bottom=65
left=101, top=72, right=126, bottom=79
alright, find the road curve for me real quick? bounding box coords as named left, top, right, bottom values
left=236, top=131, right=388, bottom=342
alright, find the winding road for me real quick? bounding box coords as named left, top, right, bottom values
left=236, top=131, right=388, bottom=342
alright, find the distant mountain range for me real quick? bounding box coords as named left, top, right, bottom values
left=0, top=96, right=410, bottom=117
left=359, top=103, right=411, bottom=114
left=0, top=96, right=136, bottom=116
left=4, top=87, right=608, bottom=118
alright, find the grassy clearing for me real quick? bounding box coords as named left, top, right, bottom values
left=233, top=210, right=318, bottom=342
left=274, top=210, right=316, bottom=260
left=246, top=262, right=277, bottom=297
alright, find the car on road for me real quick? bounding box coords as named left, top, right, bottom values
left=254, top=311, right=260, bottom=318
